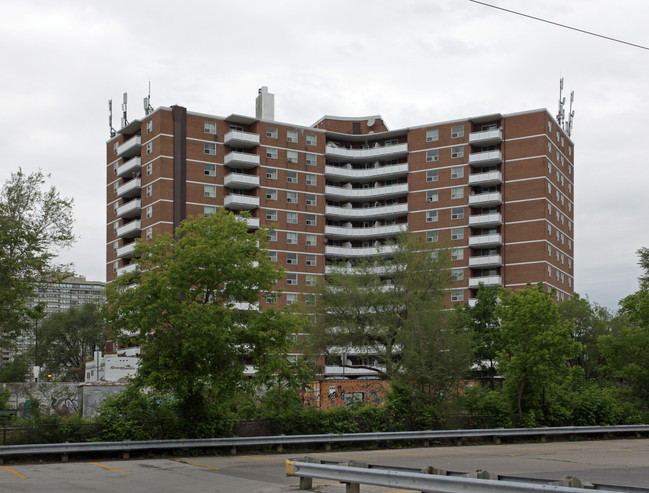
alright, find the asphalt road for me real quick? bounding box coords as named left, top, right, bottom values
left=1, top=438, right=648, bottom=492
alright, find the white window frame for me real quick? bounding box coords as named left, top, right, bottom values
left=286, top=273, right=298, bottom=286
left=286, top=253, right=298, bottom=265
left=287, top=150, right=298, bottom=163
left=204, top=142, right=216, bottom=155
left=426, top=170, right=438, bottom=182
left=287, top=212, right=298, bottom=224
left=305, top=194, right=316, bottom=206
left=451, top=166, right=464, bottom=179
left=266, top=127, right=278, bottom=139
left=306, top=134, right=317, bottom=146
left=451, top=228, right=464, bottom=240
left=287, top=171, right=298, bottom=184
left=306, top=173, right=317, bottom=185
left=204, top=163, right=216, bottom=176
left=286, top=191, right=298, bottom=204
left=204, top=185, right=216, bottom=198
left=266, top=209, right=277, bottom=221
left=451, top=207, right=464, bottom=220
left=426, top=210, right=438, bottom=223
left=266, top=168, right=277, bottom=180
left=286, top=232, right=298, bottom=244
left=266, top=147, right=278, bottom=159
left=266, top=189, right=277, bottom=200
left=305, top=234, right=316, bottom=246
left=306, top=153, right=317, bottom=166
left=306, top=254, right=316, bottom=266
left=451, top=146, right=464, bottom=158
left=426, top=190, right=438, bottom=203
left=426, top=129, right=439, bottom=142
left=451, top=125, right=464, bottom=138
left=426, top=149, right=439, bottom=162
left=451, top=187, right=464, bottom=199
left=305, top=214, right=316, bottom=226
left=286, top=130, right=298, bottom=143
left=426, top=231, right=438, bottom=243
left=204, top=121, right=216, bottom=134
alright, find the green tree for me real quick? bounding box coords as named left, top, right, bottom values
left=496, top=283, right=581, bottom=419
left=37, top=303, right=105, bottom=382
left=105, top=210, right=309, bottom=429
left=0, top=352, right=30, bottom=383
left=0, top=170, right=74, bottom=350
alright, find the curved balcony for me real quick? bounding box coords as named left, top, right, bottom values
left=325, top=223, right=406, bottom=240
left=468, top=212, right=502, bottom=227
left=326, top=203, right=408, bottom=220
left=468, top=233, right=503, bottom=248
left=116, top=178, right=141, bottom=199
left=468, top=254, right=503, bottom=268
left=468, top=192, right=502, bottom=207
left=116, top=219, right=141, bottom=239
left=117, top=157, right=141, bottom=178
left=224, top=194, right=259, bottom=210
left=325, top=142, right=408, bottom=162
left=224, top=173, right=259, bottom=189
left=325, top=244, right=398, bottom=258
left=468, top=170, right=502, bottom=187
left=324, top=163, right=408, bottom=182
left=116, top=262, right=138, bottom=277
left=469, top=128, right=503, bottom=146
left=325, top=183, right=408, bottom=201
left=469, top=275, right=503, bottom=289
left=224, top=152, right=260, bottom=168
left=116, top=198, right=141, bottom=219
left=116, top=242, right=137, bottom=259
left=469, top=150, right=503, bottom=167
left=224, top=130, right=259, bottom=148
left=117, top=136, right=141, bottom=158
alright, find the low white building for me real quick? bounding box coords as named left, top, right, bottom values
left=84, top=352, right=139, bottom=383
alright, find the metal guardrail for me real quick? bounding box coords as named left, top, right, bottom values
left=286, top=460, right=638, bottom=493
left=1, top=424, right=648, bottom=461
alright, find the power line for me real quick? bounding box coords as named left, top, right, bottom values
left=468, top=0, right=649, bottom=52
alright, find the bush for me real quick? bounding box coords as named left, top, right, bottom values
left=464, top=388, right=512, bottom=428
left=6, top=414, right=102, bottom=445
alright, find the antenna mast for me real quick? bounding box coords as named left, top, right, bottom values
left=556, top=78, right=565, bottom=127
left=108, top=99, right=116, bottom=137
left=143, top=81, right=153, bottom=115
left=555, top=78, right=575, bottom=137
left=567, top=91, right=575, bottom=137
left=121, top=92, right=128, bottom=128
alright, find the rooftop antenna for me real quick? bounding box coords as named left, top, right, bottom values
left=556, top=78, right=566, bottom=126
left=108, top=99, right=116, bottom=137
left=567, top=90, right=575, bottom=137
left=121, top=92, right=128, bottom=128
left=143, top=81, right=153, bottom=115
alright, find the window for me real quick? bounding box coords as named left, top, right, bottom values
left=113, top=222, right=118, bottom=233
left=204, top=206, right=216, bottom=216
left=306, top=194, right=316, bottom=206
left=451, top=146, right=464, bottom=158
left=306, top=133, right=317, bottom=146
left=266, top=293, right=276, bottom=304
left=452, top=268, right=464, bottom=281
left=306, top=234, right=316, bottom=246
left=306, top=173, right=317, bottom=185
left=286, top=293, right=298, bottom=305
left=287, top=171, right=298, bottom=183
left=451, top=166, right=464, bottom=179
left=146, top=163, right=153, bottom=176
left=266, top=147, right=278, bottom=159
left=113, top=182, right=119, bottom=194
left=548, top=245, right=552, bottom=256
left=426, top=210, right=438, bottom=223
left=451, top=207, right=464, bottom=220
left=266, top=168, right=277, bottom=180
left=268, top=251, right=277, bottom=262
left=204, top=142, right=216, bottom=155
left=286, top=273, right=297, bottom=285
left=306, top=214, right=316, bottom=226
left=385, top=139, right=398, bottom=146
left=204, top=163, right=216, bottom=176
left=113, top=141, right=119, bottom=154
left=286, top=253, right=297, bottom=265
left=451, top=289, right=464, bottom=302
left=146, top=228, right=153, bottom=240
left=426, top=230, right=438, bottom=243
left=204, top=185, right=216, bottom=198
left=426, top=149, right=439, bottom=162
left=204, top=121, right=216, bottom=134
left=451, top=228, right=464, bottom=240
left=113, top=202, right=118, bottom=214
left=287, top=150, right=298, bottom=163
left=426, top=170, right=438, bottom=182
left=451, top=125, right=464, bottom=138
left=146, top=120, right=153, bottom=133
left=287, top=130, right=298, bottom=143
left=266, top=189, right=277, bottom=200
left=451, top=187, right=464, bottom=199
left=451, top=248, right=463, bottom=260
left=146, top=184, right=153, bottom=198
left=287, top=191, right=298, bottom=204
left=306, top=254, right=316, bottom=266
left=426, top=129, right=439, bottom=142
left=548, top=265, right=552, bottom=277
left=266, top=127, right=278, bottom=139
left=267, top=230, right=277, bottom=242
left=146, top=206, right=153, bottom=219
left=306, top=274, right=316, bottom=286
left=286, top=232, right=298, bottom=244
left=266, top=209, right=277, bottom=221
left=146, top=142, right=153, bottom=155
left=306, top=153, right=317, bottom=166
left=426, top=190, right=438, bottom=203
left=287, top=212, right=298, bottom=224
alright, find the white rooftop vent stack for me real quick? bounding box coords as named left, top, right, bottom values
left=255, top=86, right=274, bottom=120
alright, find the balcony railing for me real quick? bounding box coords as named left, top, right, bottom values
left=468, top=233, right=503, bottom=248
left=325, top=244, right=398, bottom=258
left=116, top=198, right=141, bottom=219
left=116, top=219, right=141, bottom=239
left=224, top=194, right=260, bottom=210
left=468, top=212, right=502, bottom=227
left=468, top=192, right=502, bottom=207
left=468, top=170, right=502, bottom=187
left=469, top=150, right=503, bottom=166
left=468, top=254, right=503, bottom=268
left=116, top=178, right=141, bottom=199
left=469, top=275, right=503, bottom=289
left=116, top=242, right=137, bottom=259
left=324, top=163, right=408, bottom=182
left=224, top=130, right=259, bottom=148
left=224, top=173, right=260, bottom=189
left=469, top=128, right=503, bottom=146
left=117, top=157, right=141, bottom=178
left=325, top=224, right=406, bottom=240
left=116, top=263, right=138, bottom=277
left=224, top=152, right=260, bottom=168
left=117, top=136, right=142, bottom=158
left=325, top=183, right=408, bottom=201
left=325, top=143, right=408, bottom=162
left=326, top=203, right=408, bottom=220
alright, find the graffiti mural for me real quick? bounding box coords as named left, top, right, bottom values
left=2, top=383, right=81, bottom=417
left=305, top=380, right=391, bottom=410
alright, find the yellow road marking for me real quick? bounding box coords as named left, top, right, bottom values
left=172, top=459, right=220, bottom=470
left=1, top=465, right=27, bottom=479
left=89, top=462, right=130, bottom=474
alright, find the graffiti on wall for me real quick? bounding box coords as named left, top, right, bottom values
left=4, top=383, right=81, bottom=417
left=307, top=380, right=390, bottom=410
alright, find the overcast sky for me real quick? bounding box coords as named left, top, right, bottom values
left=1, top=0, right=647, bottom=310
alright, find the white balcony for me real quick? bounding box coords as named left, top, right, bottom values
left=469, top=128, right=503, bottom=146
left=224, top=194, right=260, bottom=210
left=224, top=152, right=260, bottom=168
left=224, top=130, right=259, bottom=148
left=469, top=150, right=503, bottom=166
left=469, top=275, right=502, bottom=289
left=324, top=163, right=409, bottom=182
left=116, top=242, right=137, bottom=259
left=238, top=216, right=260, bottom=229
left=116, top=219, right=141, bottom=238
left=117, top=157, right=141, bottom=178
left=117, top=136, right=142, bottom=158
left=468, top=298, right=477, bottom=307
left=468, top=192, right=502, bottom=207
left=325, top=183, right=408, bottom=201
left=116, top=178, right=141, bottom=199
left=325, top=224, right=406, bottom=240
left=468, top=233, right=503, bottom=248
left=116, top=198, right=141, bottom=219
left=468, top=254, right=503, bottom=268
left=325, top=244, right=398, bottom=258
left=116, top=262, right=138, bottom=277
left=468, top=170, right=502, bottom=187
left=326, top=203, right=408, bottom=220
left=224, top=173, right=260, bottom=189
left=325, top=142, right=408, bottom=162
left=468, top=212, right=502, bottom=227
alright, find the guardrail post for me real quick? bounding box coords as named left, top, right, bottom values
left=123, top=439, right=130, bottom=459
left=230, top=446, right=237, bottom=455
left=421, top=465, right=447, bottom=475
left=61, top=452, right=68, bottom=462
left=277, top=435, right=284, bottom=453
left=344, top=460, right=367, bottom=493
left=494, top=435, right=501, bottom=444
left=552, top=475, right=595, bottom=488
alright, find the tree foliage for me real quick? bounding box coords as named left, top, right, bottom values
left=0, top=169, right=74, bottom=348
left=105, top=210, right=310, bottom=428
